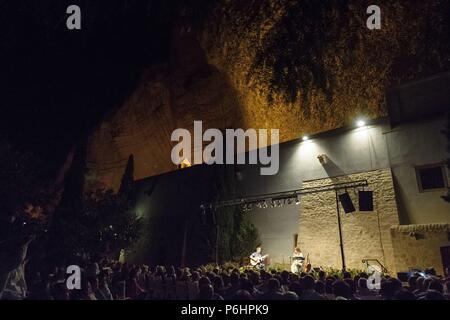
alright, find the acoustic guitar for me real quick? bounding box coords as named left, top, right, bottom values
left=250, top=254, right=268, bottom=266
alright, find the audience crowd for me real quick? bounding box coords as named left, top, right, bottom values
left=2, top=259, right=449, bottom=300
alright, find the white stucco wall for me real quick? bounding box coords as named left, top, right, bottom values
left=386, top=118, right=449, bottom=224
left=243, top=116, right=449, bottom=264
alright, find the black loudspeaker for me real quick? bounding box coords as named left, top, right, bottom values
left=338, top=192, right=355, bottom=213
left=359, top=191, right=374, bottom=211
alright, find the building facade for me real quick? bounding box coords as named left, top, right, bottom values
left=130, top=73, right=450, bottom=275
left=240, top=72, right=450, bottom=275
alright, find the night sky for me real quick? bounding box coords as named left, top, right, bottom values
left=0, top=1, right=172, bottom=175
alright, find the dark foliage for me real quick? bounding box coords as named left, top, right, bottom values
left=45, top=152, right=142, bottom=263
left=214, top=165, right=260, bottom=264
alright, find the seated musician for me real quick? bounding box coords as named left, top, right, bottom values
left=250, top=246, right=268, bottom=270
left=290, top=247, right=305, bottom=273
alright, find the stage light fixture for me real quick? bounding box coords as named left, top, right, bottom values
left=262, top=201, right=268, bottom=209
left=295, top=194, right=301, bottom=205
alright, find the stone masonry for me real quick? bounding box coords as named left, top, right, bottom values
left=298, top=168, right=399, bottom=273
left=390, top=224, right=450, bottom=275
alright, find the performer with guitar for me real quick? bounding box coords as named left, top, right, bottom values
left=249, top=246, right=269, bottom=270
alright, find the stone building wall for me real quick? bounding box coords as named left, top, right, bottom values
left=390, top=224, right=450, bottom=275
left=298, top=168, right=399, bottom=273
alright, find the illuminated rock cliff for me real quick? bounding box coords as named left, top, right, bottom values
left=86, top=0, right=450, bottom=190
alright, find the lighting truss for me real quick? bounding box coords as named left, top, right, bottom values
left=200, top=179, right=369, bottom=210
left=200, top=179, right=369, bottom=271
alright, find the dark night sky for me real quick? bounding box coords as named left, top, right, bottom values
left=0, top=1, right=172, bottom=175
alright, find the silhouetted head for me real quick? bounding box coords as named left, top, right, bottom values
left=394, top=289, right=416, bottom=300
left=198, top=284, right=214, bottom=300
left=302, top=275, right=315, bottom=290
left=332, top=280, right=351, bottom=299
left=267, top=278, right=280, bottom=292
left=284, top=291, right=299, bottom=300
left=234, top=290, right=253, bottom=300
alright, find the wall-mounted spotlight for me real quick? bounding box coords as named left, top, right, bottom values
left=317, top=154, right=328, bottom=165
left=356, top=119, right=366, bottom=127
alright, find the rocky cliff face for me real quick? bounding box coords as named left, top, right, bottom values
left=86, top=0, right=450, bottom=190
left=86, top=18, right=245, bottom=190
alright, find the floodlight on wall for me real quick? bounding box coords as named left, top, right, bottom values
left=317, top=154, right=328, bottom=165
left=338, top=192, right=356, bottom=213
left=356, top=119, right=366, bottom=127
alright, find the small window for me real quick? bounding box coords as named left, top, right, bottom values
left=415, top=165, right=447, bottom=192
